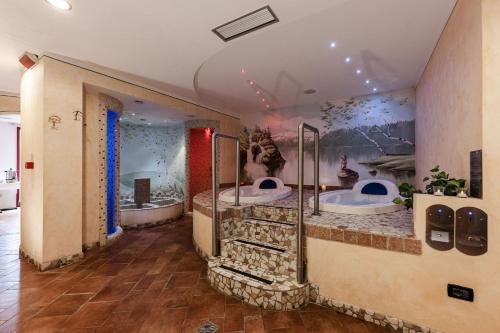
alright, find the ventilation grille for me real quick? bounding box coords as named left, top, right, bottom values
left=212, top=6, right=279, bottom=42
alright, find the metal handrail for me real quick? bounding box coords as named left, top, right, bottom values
left=297, top=122, right=320, bottom=284
left=211, top=132, right=240, bottom=256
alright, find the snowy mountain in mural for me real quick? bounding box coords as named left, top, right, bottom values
left=241, top=88, right=416, bottom=186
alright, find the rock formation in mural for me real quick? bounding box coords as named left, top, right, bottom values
left=240, top=126, right=286, bottom=182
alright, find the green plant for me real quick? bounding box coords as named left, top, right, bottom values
left=393, top=183, right=421, bottom=210
left=423, top=165, right=466, bottom=196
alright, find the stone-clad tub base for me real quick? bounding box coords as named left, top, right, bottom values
left=195, top=238, right=443, bottom=333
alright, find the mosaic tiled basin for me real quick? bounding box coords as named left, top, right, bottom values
left=310, top=180, right=404, bottom=215
left=219, top=177, right=292, bottom=204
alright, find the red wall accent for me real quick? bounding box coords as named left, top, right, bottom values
left=188, top=128, right=213, bottom=211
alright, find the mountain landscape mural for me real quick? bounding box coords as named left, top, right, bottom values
left=240, top=88, right=416, bottom=186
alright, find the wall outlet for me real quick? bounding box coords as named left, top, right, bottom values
left=448, top=284, right=474, bottom=302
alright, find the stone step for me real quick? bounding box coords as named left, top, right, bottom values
left=251, top=205, right=298, bottom=223
left=221, top=237, right=296, bottom=278
left=240, top=218, right=296, bottom=250
left=208, top=257, right=308, bottom=310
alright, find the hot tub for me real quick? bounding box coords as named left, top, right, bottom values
left=219, top=177, right=292, bottom=204
left=120, top=197, right=183, bottom=229
left=310, top=179, right=404, bottom=215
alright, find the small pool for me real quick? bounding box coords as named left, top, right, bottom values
left=310, top=179, right=404, bottom=215
left=219, top=177, right=292, bottom=204
left=120, top=197, right=183, bottom=228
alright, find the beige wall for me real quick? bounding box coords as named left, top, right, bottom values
left=82, top=88, right=101, bottom=247
left=309, top=1, right=500, bottom=332
left=192, top=210, right=213, bottom=257
left=0, top=94, right=20, bottom=112
left=21, top=56, right=240, bottom=267
left=415, top=0, right=482, bottom=188
left=308, top=195, right=498, bottom=333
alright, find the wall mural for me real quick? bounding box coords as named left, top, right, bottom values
left=120, top=123, right=185, bottom=199
left=240, top=88, right=416, bottom=187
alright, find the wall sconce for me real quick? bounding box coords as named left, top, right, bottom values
left=48, top=115, right=61, bottom=129
left=19, top=52, right=38, bottom=70
left=321, top=184, right=327, bottom=192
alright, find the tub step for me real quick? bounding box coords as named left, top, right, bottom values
left=240, top=218, right=296, bottom=250
left=208, top=257, right=308, bottom=310
left=221, top=237, right=296, bottom=278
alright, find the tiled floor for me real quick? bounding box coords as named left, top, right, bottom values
left=0, top=210, right=392, bottom=333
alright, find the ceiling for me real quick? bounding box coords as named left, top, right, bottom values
left=0, top=0, right=456, bottom=118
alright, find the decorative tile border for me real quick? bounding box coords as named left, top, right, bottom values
left=310, top=284, right=442, bottom=333
left=19, top=247, right=84, bottom=272
left=305, top=224, right=422, bottom=255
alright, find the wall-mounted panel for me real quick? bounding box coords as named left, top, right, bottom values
left=456, top=207, right=487, bottom=256
left=426, top=204, right=454, bottom=251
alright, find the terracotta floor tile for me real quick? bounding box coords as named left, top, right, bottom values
left=36, top=294, right=93, bottom=317
left=157, top=287, right=194, bottom=308
left=138, top=307, right=187, bottom=333
left=16, top=314, right=69, bottom=333
left=244, top=315, right=265, bottom=333
left=186, top=293, right=225, bottom=320
left=166, top=272, right=199, bottom=288
left=66, top=276, right=113, bottom=294
left=89, top=282, right=135, bottom=302
left=299, top=311, right=348, bottom=333
left=262, top=311, right=304, bottom=330
left=90, top=263, right=128, bottom=277
left=65, top=302, right=118, bottom=329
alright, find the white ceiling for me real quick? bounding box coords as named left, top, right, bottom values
left=0, top=0, right=456, bottom=117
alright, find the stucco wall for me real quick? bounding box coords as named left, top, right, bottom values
left=21, top=56, right=240, bottom=267
left=20, top=66, right=45, bottom=264
left=415, top=0, right=482, bottom=188
left=309, top=1, right=500, bottom=332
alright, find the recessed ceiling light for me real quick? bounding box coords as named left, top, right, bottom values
left=147, top=123, right=152, bottom=126
left=266, top=105, right=270, bottom=109
left=241, top=68, right=246, bottom=74
left=131, top=113, right=136, bottom=116
left=249, top=80, right=254, bottom=85
left=373, top=88, right=378, bottom=92
left=45, top=0, right=72, bottom=10
left=356, top=69, right=362, bottom=75
left=330, top=42, right=336, bottom=48
left=261, top=98, right=265, bottom=102
left=256, top=91, right=261, bottom=95
left=345, top=57, right=351, bottom=63
left=365, top=79, right=371, bottom=84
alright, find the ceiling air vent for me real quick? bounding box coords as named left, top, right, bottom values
left=212, top=6, right=279, bottom=42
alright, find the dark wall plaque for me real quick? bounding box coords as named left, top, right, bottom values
left=426, top=205, right=455, bottom=251
left=470, top=150, right=482, bottom=198
left=134, top=178, right=151, bottom=206
left=456, top=207, right=487, bottom=256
